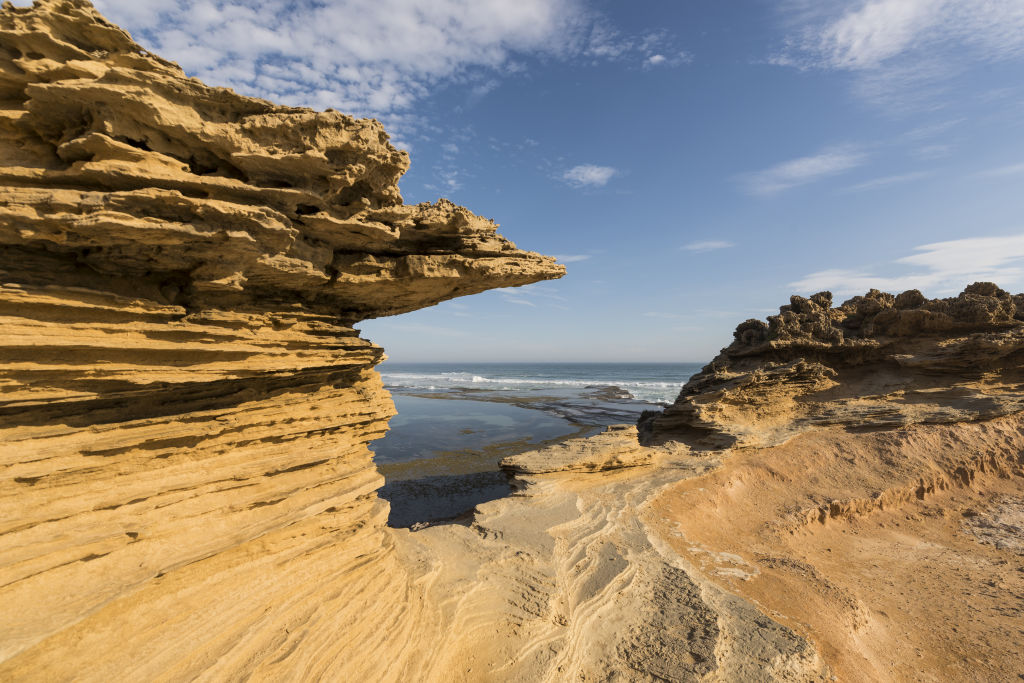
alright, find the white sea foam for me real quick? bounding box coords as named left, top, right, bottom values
left=379, top=371, right=684, bottom=404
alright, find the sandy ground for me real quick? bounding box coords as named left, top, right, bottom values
left=648, top=418, right=1024, bottom=682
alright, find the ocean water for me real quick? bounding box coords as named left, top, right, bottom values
left=370, top=362, right=703, bottom=527
left=378, top=362, right=702, bottom=405
left=372, top=395, right=582, bottom=465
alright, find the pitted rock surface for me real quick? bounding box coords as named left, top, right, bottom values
left=0, top=2, right=560, bottom=680
left=642, top=283, right=1024, bottom=448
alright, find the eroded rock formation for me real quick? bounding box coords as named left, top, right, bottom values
left=642, top=283, right=1024, bottom=449
left=4, top=3, right=1021, bottom=682
left=628, top=284, right=1024, bottom=680
left=0, top=1, right=560, bottom=679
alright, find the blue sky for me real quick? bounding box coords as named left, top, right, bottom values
left=85, top=0, right=1024, bottom=361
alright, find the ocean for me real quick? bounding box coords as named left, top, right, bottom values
left=377, top=362, right=702, bottom=405
left=370, top=362, right=703, bottom=527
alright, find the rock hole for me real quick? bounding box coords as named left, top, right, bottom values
left=116, top=136, right=152, bottom=152
left=264, top=459, right=328, bottom=477
left=80, top=552, right=110, bottom=563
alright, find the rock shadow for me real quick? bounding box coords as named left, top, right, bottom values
left=379, top=470, right=513, bottom=528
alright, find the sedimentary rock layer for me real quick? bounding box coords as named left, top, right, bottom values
left=649, top=410, right=1024, bottom=682
left=642, top=283, right=1024, bottom=449
left=0, top=1, right=560, bottom=679
left=397, top=285, right=1024, bottom=681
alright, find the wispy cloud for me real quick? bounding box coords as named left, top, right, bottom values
left=502, top=297, right=536, bottom=306
left=842, top=170, right=932, bottom=192
left=914, top=144, right=952, bottom=160
left=493, top=282, right=567, bottom=309
left=904, top=118, right=964, bottom=140
left=791, top=234, right=1024, bottom=296
left=92, top=0, right=687, bottom=126
left=740, top=146, right=867, bottom=196
left=978, top=162, right=1024, bottom=178
left=683, top=240, right=734, bottom=252
left=553, top=254, right=592, bottom=263
left=425, top=168, right=462, bottom=192
left=387, top=322, right=468, bottom=337
left=561, top=164, right=618, bottom=188
left=773, top=0, right=1024, bottom=108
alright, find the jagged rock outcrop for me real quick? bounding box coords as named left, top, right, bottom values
left=642, top=283, right=1024, bottom=449
left=0, top=1, right=561, bottom=680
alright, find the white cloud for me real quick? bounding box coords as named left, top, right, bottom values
left=553, top=254, right=592, bottom=263
left=494, top=282, right=567, bottom=309
left=790, top=234, right=1024, bottom=296
left=842, top=170, right=932, bottom=192
left=780, top=0, right=1024, bottom=69
left=561, top=164, right=617, bottom=188
left=643, top=50, right=693, bottom=69
left=741, top=146, right=867, bottom=196
left=425, top=167, right=462, bottom=192
left=774, top=0, right=1024, bottom=106
left=92, top=0, right=685, bottom=125
left=503, top=297, right=536, bottom=306
left=683, top=240, right=734, bottom=252
left=978, top=162, right=1024, bottom=177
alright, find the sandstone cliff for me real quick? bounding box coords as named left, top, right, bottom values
left=0, top=1, right=560, bottom=679
left=641, top=283, right=1024, bottom=449
left=4, top=3, right=1021, bottom=682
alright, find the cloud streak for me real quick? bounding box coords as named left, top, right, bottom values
left=978, top=162, right=1024, bottom=178
left=683, top=240, right=734, bottom=252
left=92, top=0, right=685, bottom=124
left=553, top=254, right=592, bottom=263
left=791, top=234, right=1024, bottom=296
left=841, top=170, right=932, bottom=192
left=740, top=146, right=867, bottom=196
left=774, top=0, right=1024, bottom=107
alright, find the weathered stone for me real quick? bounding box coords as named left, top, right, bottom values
left=0, top=2, right=561, bottom=680
left=501, top=425, right=652, bottom=474
left=642, top=282, right=1024, bottom=449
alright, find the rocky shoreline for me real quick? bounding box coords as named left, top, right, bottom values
left=1, top=3, right=1022, bottom=681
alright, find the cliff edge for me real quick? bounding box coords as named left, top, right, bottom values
left=0, top=1, right=560, bottom=680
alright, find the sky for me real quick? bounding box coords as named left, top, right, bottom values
left=79, top=0, right=1024, bottom=361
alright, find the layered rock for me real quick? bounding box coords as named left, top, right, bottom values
left=0, top=1, right=560, bottom=679
left=642, top=283, right=1024, bottom=449
left=501, top=424, right=652, bottom=474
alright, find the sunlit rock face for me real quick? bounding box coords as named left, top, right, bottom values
left=642, top=283, right=1024, bottom=449
left=0, top=1, right=562, bottom=679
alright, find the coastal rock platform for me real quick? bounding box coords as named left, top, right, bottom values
left=2, top=3, right=1022, bottom=682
